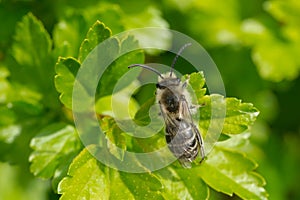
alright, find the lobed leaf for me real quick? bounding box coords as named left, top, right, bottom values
left=96, top=35, right=144, bottom=98
left=78, top=21, right=112, bottom=63
left=99, top=117, right=127, bottom=160
left=54, top=21, right=144, bottom=110
left=11, top=13, right=54, bottom=93
left=251, top=36, right=300, bottom=82
left=58, top=145, right=110, bottom=200
left=54, top=57, right=81, bottom=109
left=197, top=145, right=268, bottom=200
left=183, top=72, right=207, bottom=102
left=123, top=6, right=171, bottom=54
left=29, top=123, right=81, bottom=179
left=119, top=171, right=163, bottom=199
left=53, top=13, right=88, bottom=58
left=58, top=145, right=163, bottom=199
left=155, top=167, right=209, bottom=200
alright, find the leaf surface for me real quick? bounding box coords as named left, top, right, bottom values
left=29, top=123, right=81, bottom=179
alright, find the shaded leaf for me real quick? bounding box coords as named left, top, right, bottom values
left=53, top=13, right=88, bottom=58
left=124, top=6, right=171, bottom=54
left=10, top=13, right=54, bottom=92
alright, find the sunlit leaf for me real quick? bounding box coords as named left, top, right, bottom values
left=54, top=57, right=81, bottom=109
left=78, top=21, right=112, bottom=63
left=58, top=145, right=110, bottom=200
left=99, top=117, right=127, bottom=160
left=197, top=145, right=268, bottom=200
left=29, top=123, right=81, bottom=179
left=97, top=35, right=144, bottom=98
left=58, top=145, right=150, bottom=200
left=155, top=167, right=209, bottom=200
left=119, top=171, right=163, bottom=199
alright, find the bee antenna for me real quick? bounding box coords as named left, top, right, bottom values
left=128, top=64, right=164, bottom=79
left=170, top=43, right=192, bottom=77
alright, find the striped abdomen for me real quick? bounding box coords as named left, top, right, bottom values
left=165, top=119, right=199, bottom=167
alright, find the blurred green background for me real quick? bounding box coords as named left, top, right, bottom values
left=0, top=0, right=299, bottom=199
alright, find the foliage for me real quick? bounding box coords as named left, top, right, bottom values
left=0, top=0, right=299, bottom=200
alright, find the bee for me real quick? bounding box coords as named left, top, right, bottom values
left=128, top=43, right=205, bottom=168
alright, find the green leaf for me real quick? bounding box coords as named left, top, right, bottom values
left=78, top=21, right=112, bottom=63
left=187, top=0, right=242, bottom=46
left=0, top=125, right=21, bottom=144
left=199, top=95, right=259, bottom=136
left=107, top=169, right=135, bottom=200
left=134, top=97, right=156, bottom=125
left=251, top=36, right=300, bottom=82
left=82, top=2, right=125, bottom=34
left=197, top=145, right=268, bottom=200
left=11, top=13, right=54, bottom=92
left=99, top=117, right=127, bottom=160
left=233, top=0, right=300, bottom=82
left=10, top=12, right=58, bottom=108
left=8, top=83, right=44, bottom=117
left=54, top=57, right=81, bottom=109
left=123, top=6, right=171, bottom=54
left=0, top=105, right=20, bottom=144
left=95, top=81, right=140, bottom=119
left=29, top=123, right=81, bottom=179
left=183, top=72, right=207, bottom=101
left=55, top=22, right=144, bottom=110
left=53, top=13, right=88, bottom=58
left=97, top=35, right=144, bottom=98
left=223, top=98, right=259, bottom=134
left=0, top=67, right=10, bottom=104
left=119, top=172, right=164, bottom=199
left=155, top=167, right=209, bottom=200
left=58, top=145, right=163, bottom=199
left=265, top=0, right=300, bottom=27
left=58, top=145, right=110, bottom=200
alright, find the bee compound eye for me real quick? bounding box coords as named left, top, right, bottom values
left=156, top=83, right=165, bottom=89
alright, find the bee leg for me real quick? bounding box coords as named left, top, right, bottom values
left=182, top=75, right=190, bottom=89
left=191, top=124, right=205, bottom=163
left=189, top=104, right=200, bottom=114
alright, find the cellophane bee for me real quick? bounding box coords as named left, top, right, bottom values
left=128, top=43, right=205, bottom=168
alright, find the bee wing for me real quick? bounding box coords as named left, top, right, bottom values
left=158, top=102, right=178, bottom=133
left=180, top=95, right=206, bottom=162
left=178, top=95, right=193, bottom=121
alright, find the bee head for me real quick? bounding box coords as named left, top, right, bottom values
left=156, top=77, right=180, bottom=89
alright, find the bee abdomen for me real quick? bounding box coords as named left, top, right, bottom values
left=166, top=120, right=199, bottom=164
